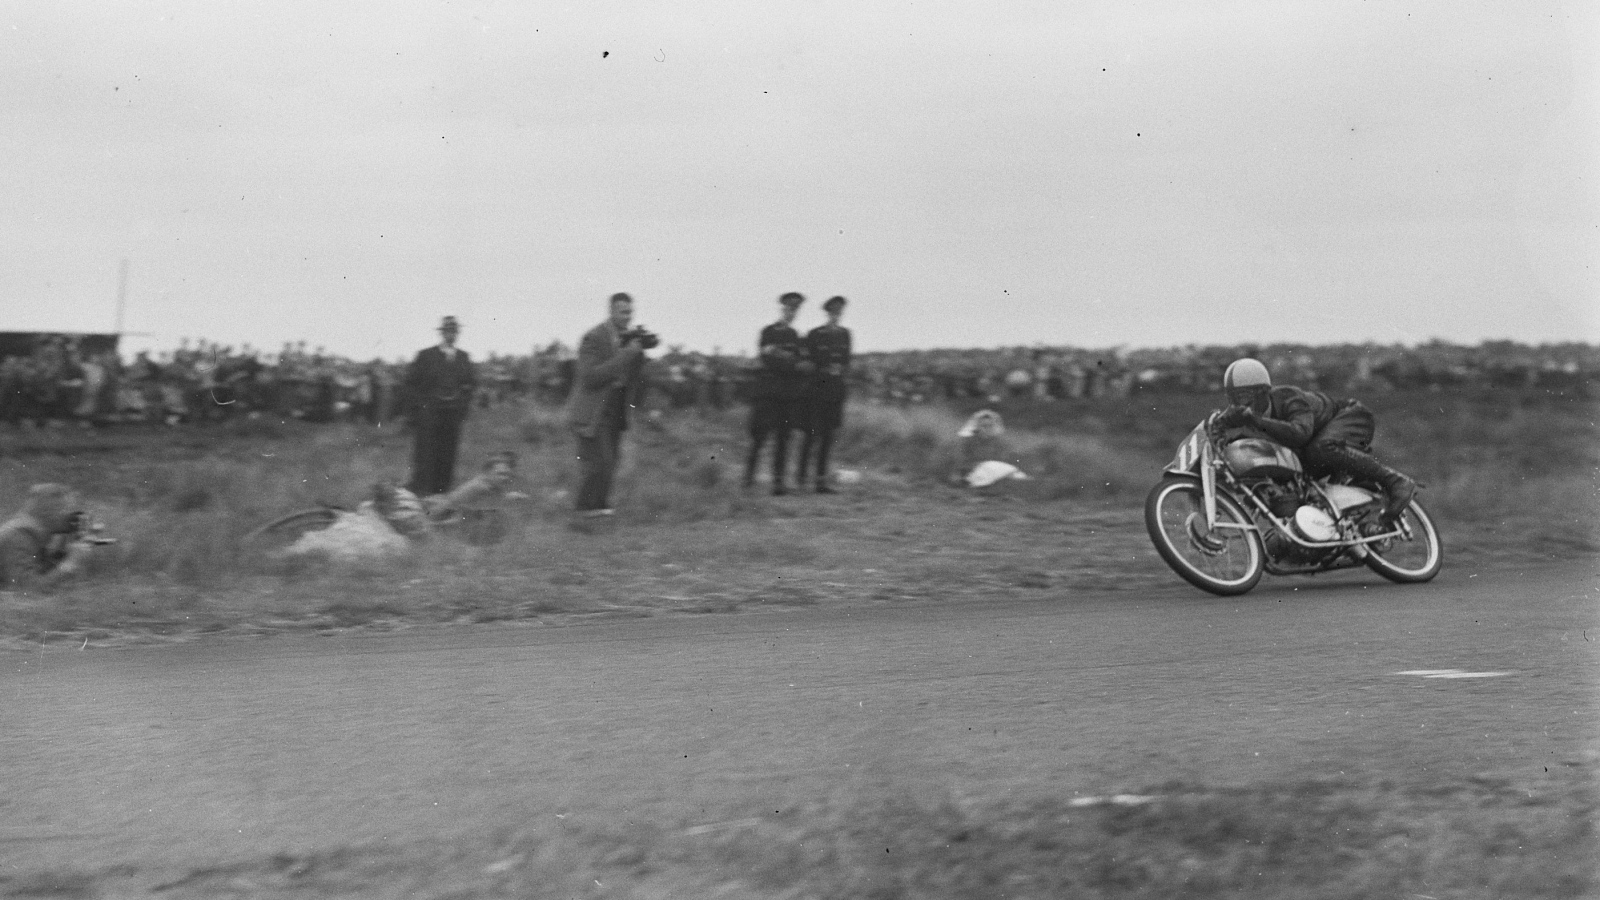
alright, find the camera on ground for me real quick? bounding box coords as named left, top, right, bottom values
left=69, top=512, right=119, bottom=545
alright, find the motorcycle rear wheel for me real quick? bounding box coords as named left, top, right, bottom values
left=1145, top=477, right=1265, bottom=596
left=1363, top=499, right=1443, bottom=583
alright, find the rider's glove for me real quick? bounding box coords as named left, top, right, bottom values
left=1217, top=405, right=1254, bottom=428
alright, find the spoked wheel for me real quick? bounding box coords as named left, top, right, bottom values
left=241, top=507, right=342, bottom=554
left=1363, top=499, right=1443, bottom=583
left=1145, top=477, right=1265, bottom=596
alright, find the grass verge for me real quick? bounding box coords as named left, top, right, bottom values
left=0, top=389, right=1595, bottom=644
left=26, top=774, right=1594, bottom=900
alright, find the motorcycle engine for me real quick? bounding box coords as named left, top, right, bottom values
left=1252, top=481, right=1301, bottom=519
left=1291, top=506, right=1339, bottom=542
left=1252, top=480, right=1334, bottom=561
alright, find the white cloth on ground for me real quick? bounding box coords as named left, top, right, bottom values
left=965, top=460, right=1029, bottom=488
left=282, top=507, right=408, bottom=561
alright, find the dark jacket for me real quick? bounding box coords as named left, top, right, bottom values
left=565, top=321, right=646, bottom=437
left=1225, top=385, right=1342, bottom=449
left=752, top=321, right=806, bottom=401
left=404, top=346, right=476, bottom=415
left=803, top=324, right=852, bottom=402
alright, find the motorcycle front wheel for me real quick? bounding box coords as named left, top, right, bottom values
left=1363, top=499, right=1443, bottom=583
left=1145, top=477, right=1265, bottom=596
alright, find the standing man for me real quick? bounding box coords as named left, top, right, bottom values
left=744, top=292, right=808, bottom=495
left=566, top=293, right=653, bottom=522
left=797, top=295, right=852, bottom=493
left=404, top=316, right=476, bottom=497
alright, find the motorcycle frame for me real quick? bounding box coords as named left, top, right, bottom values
left=1165, top=414, right=1413, bottom=557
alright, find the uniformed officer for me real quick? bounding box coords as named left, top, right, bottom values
left=797, top=295, right=852, bottom=493
left=744, top=292, right=809, bottom=495
left=403, top=316, right=476, bottom=496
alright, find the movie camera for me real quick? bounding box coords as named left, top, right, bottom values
left=69, top=512, right=118, bottom=545
left=619, top=326, right=661, bottom=350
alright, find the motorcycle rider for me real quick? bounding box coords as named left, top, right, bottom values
left=1215, top=358, right=1416, bottom=520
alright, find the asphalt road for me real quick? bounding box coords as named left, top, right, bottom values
left=4, top=561, right=1596, bottom=880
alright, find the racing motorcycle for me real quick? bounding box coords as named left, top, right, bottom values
left=1145, top=412, right=1442, bottom=595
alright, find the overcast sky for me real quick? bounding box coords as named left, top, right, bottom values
left=3, top=1, right=1595, bottom=359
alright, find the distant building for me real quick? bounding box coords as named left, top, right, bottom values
left=0, top=331, right=121, bottom=362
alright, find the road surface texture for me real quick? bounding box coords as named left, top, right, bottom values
left=4, top=561, right=1596, bottom=887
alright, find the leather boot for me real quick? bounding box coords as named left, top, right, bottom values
left=1307, top=442, right=1416, bottom=520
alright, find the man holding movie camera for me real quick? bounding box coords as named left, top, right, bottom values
left=565, top=292, right=658, bottom=526
left=0, top=483, right=116, bottom=592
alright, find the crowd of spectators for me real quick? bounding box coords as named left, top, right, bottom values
left=0, top=334, right=1594, bottom=428
left=847, top=341, right=1598, bottom=404
left=0, top=336, right=580, bottom=427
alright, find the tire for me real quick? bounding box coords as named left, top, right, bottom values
left=1145, top=477, right=1265, bottom=596
left=1363, top=499, right=1443, bottom=583
left=241, top=507, right=341, bottom=554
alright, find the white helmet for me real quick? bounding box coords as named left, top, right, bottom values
left=1223, top=358, right=1271, bottom=391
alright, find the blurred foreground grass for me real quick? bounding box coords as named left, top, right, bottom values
left=0, top=388, right=1595, bottom=643
left=33, top=774, right=1596, bottom=899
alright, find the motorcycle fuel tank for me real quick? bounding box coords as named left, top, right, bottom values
left=1221, top=438, right=1303, bottom=480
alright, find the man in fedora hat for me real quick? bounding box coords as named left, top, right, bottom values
left=403, top=316, right=477, bottom=496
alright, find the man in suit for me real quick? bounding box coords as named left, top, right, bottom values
left=797, top=295, right=852, bottom=493
left=743, top=292, right=809, bottom=495
left=404, top=316, right=476, bottom=496
left=566, top=293, right=651, bottom=521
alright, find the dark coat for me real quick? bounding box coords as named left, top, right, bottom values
left=751, top=321, right=806, bottom=401
left=565, top=321, right=646, bottom=437
left=404, top=346, right=476, bottom=415
left=804, top=324, right=852, bottom=403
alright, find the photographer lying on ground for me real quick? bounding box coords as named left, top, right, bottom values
left=0, top=483, right=115, bottom=591
left=272, top=451, right=530, bottom=560
left=370, top=450, right=530, bottom=534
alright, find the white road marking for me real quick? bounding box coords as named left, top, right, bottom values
left=682, top=817, right=763, bottom=836
left=1395, top=669, right=1510, bottom=679
left=1068, top=794, right=1156, bottom=808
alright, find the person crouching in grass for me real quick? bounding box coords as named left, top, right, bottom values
left=0, top=484, right=108, bottom=591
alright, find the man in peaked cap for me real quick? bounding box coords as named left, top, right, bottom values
left=796, top=295, right=852, bottom=493
left=743, top=292, right=809, bottom=495
left=403, top=316, right=477, bottom=496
